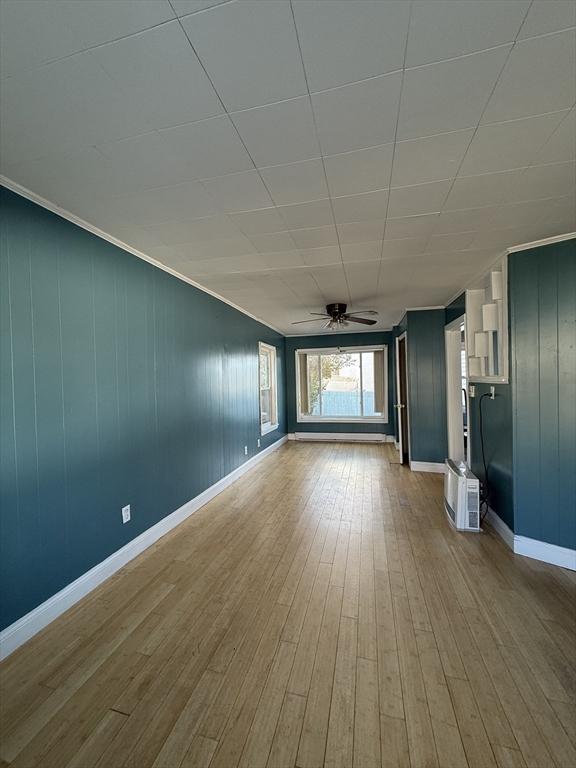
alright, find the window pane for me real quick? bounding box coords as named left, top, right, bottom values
left=320, top=353, right=361, bottom=417
left=260, top=350, right=270, bottom=389
left=361, top=352, right=378, bottom=416
left=307, top=354, right=321, bottom=415
left=260, top=388, right=271, bottom=424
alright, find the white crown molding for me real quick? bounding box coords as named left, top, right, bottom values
left=405, top=305, right=446, bottom=312
left=506, top=231, right=575, bottom=253
left=0, top=435, right=288, bottom=660
left=0, top=176, right=285, bottom=336
left=445, top=232, right=575, bottom=307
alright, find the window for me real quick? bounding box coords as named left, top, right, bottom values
left=296, top=346, right=388, bottom=423
left=259, top=342, right=278, bottom=434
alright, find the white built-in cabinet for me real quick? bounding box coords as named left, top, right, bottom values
left=465, top=256, right=509, bottom=383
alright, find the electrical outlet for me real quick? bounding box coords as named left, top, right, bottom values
left=244, top=445, right=248, bottom=455
left=257, top=438, right=261, bottom=448
left=122, top=505, right=131, bottom=524
left=469, top=384, right=475, bottom=398
left=490, top=385, right=496, bottom=399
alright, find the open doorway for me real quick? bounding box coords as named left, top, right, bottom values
left=445, top=317, right=469, bottom=464
left=395, top=333, right=409, bottom=464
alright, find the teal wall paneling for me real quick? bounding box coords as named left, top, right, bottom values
left=405, top=309, right=448, bottom=463
left=285, top=331, right=395, bottom=435
left=0, top=187, right=286, bottom=630
left=510, top=240, right=576, bottom=549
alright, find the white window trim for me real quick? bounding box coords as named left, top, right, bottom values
left=259, top=342, right=279, bottom=436
left=295, top=345, right=388, bottom=425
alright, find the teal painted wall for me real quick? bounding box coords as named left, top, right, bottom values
left=510, top=240, right=576, bottom=549
left=285, top=331, right=395, bottom=434
left=0, top=187, right=286, bottom=630
left=405, top=310, right=448, bottom=463
left=469, top=383, right=514, bottom=530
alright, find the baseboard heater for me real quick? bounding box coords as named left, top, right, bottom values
left=444, top=459, right=481, bottom=532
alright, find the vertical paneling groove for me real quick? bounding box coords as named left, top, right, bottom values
left=511, top=241, right=576, bottom=549
left=0, top=187, right=286, bottom=630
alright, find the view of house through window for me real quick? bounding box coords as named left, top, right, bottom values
left=259, top=342, right=278, bottom=434
left=297, top=347, right=387, bottom=422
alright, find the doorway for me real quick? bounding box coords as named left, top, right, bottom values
left=445, top=316, right=469, bottom=464
left=395, top=333, right=409, bottom=464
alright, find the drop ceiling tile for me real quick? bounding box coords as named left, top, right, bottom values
left=230, top=207, right=287, bottom=235
left=384, top=213, right=439, bottom=239
left=0, top=0, right=174, bottom=77
left=311, top=72, right=402, bottom=155
left=309, top=264, right=350, bottom=299
left=514, top=161, right=576, bottom=201
left=201, top=171, right=273, bottom=213
left=190, top=253, right=270, bottom=275
left=482, top=30, right=576, bottom=124
left=433, top=207, right=500, bottom=234
left=92, top=22, right=223, bottom=131
left=96, top=131, right=195, bottom=189
left=113, top=181, right=220, bottom=226
left=299, top=246, right=342, bottom=266
left=381, top=237, right=429, bottom=259
left=171, top=236, right=256, bottom=260
left=277, top=199, right=333, bottom=230
left=171, top=0, right=230, bottom=15
left=518, top=0, right=576, bottom=39
left=489, top=197, right=570, bottom=229
left=337, top=220, right=385, bottom=244
left=340, top=241, right=382, bottom=262
left=180, top=0, right=306, bottom=111
left=531, top=108, right=576, bottom=165
left=460, top=111, right=569, bottom=176
left=388, top=179, right=452, bottom=218
left=332, top=190, right=389, bottom=224
left=443, top=169, right=523, bottom=210
left=467, top=222, right=547, bottom=250
left=259, top=159, right=328, bottom=206
left=231, top=97, right=320, bottom=167
left=2, top=54, right=149, bottom=164
left=398, top=46, right=511, bottom=140
left=258, top=250, right=305, bottom=269
left=289, top=226, right=339, bottom=249
left=392, top=129, right=474, bottom=186
left=145, top=214, right=243, bottom=245
left=406, top=0, right=529, bottom=68
left=324, top=144, right=394, bottom=197
left=159, top=116, right=253, bottom=178
left=426, top=231, right=477, bottom=253
left=250, top=232, right=296, bottom=253
left=292, top=0, right=409, bottom=92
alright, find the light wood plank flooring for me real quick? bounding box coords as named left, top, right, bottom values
left=1, top=442, right=575, bottom=768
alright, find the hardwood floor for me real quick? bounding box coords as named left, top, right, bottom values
left=1, top=442, right=575, bottom=768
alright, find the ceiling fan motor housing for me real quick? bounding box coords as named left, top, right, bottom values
left=326, top=302, right=347, bottom=318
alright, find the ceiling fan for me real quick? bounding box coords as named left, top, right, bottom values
left=292, top=303, right=378, bottom=330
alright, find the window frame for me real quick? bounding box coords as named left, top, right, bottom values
left=295, top=345, right=389, bottom=424
left=259, top=341, right=279, bottom=435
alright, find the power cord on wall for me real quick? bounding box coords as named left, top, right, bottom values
left=478, top=390, right=494, bottom=522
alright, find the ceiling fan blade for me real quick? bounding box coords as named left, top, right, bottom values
left=291, top=318, right=330, bottom=324
left=348, top=309, right=378, bottom=316
left=344, top=315, right=377, bottom=326
left=309, top=313, right=331, bottom=317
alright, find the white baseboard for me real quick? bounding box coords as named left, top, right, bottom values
left=0, top=436, right=288, bottom=660
left=484, top=507, right=575, bottom=570
left=291, top=432, right=394, bottom=443
left=484, top=507, right=515, bottom=550
left=410, top=461, right=445, bottom=473
left=514, top=535, right=576, bottom=571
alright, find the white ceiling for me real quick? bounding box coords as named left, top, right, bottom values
left=1, top=0, right=575, bottom=334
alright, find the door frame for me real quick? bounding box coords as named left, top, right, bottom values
left=445, top=315, right=469, bottom=464
left=395, top=332, right=410, bottom=463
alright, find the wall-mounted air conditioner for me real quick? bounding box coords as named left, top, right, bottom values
left=444, top=459, right=480, bottom=532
